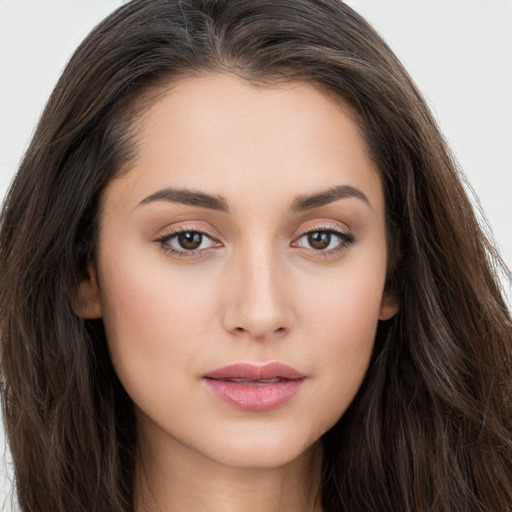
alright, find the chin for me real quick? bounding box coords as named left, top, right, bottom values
left=199, top=427, right=321, bottom=470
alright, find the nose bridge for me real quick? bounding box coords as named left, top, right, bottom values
left=223, top=237, right=292, bottom=339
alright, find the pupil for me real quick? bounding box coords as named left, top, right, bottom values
left=178, top=232, right=202, bottom=250
left=308, top=231, right=330, bottom=250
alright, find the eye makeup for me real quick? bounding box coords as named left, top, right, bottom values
left=293, top=227, right=355, bottom=254
left=290, top=218, right=356, bottom=259
left=154, top=219, right=356, bottom=261
left=154, top=224, right=223, bottom=258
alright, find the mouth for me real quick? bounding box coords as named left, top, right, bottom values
left=203, top=362, right=306, bottom=412
left=213, top=377, right=286, bottom=385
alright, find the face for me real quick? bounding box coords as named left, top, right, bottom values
left=77, top=73, right=398, bottom=469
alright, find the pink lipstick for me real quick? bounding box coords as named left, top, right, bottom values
left=203, top=362, right=305, bottom=412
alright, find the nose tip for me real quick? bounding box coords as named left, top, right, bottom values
left=223, top=292, right=292, bottom=340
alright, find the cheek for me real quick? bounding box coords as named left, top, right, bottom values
left=96, top=250, right=220, bottom=400
left=301, top=252, right=386, bottom=346
left=297, top=253, right=386, bottom=415
left=314, top=283, right=379, bottom=377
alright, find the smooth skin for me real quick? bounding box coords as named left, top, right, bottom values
left=76, top=73, right=398, bottom=512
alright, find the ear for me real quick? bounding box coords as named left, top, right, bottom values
left=378, top=290, right=399, bottom=321
left=73, top=265, right=102, bottom=319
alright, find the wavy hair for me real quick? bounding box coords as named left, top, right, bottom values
left=1, top=1, right=511, bottom=510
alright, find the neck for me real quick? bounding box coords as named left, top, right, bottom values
left=134, top=431, right=324, bottom=512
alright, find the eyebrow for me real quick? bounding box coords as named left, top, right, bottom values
left=138, top=188, right=229, bottom=211
left=290, top=185, right=370, bottom=212
left=136, top=184, right=370, bottom=213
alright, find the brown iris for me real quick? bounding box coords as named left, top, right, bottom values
left=177, top=232, right=203, bottom=250
left=308, top=231, right=331, bottom=250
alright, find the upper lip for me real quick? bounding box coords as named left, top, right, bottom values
left=204, top=362, right=305, bottom=381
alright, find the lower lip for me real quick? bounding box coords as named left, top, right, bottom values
left=203, top=378, right=305, bottom=412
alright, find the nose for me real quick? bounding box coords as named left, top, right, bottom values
left=221, top=243, right=294, bottom=341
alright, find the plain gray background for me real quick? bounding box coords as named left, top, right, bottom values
left=1, top=0, right=511, bottom=507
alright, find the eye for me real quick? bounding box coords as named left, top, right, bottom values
left=157, top=230, right=221, bottom=256
left=293, top=229, right=355, bottom=253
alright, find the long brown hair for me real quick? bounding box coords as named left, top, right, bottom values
left=1, top=1, right=511, bottom=510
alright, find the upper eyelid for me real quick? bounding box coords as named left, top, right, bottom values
left=299, top=225, right=346, bottom=234
left=154, top=220, right=352, bottom=241
left=156, top=222, right=220, bottom=239
left=293, top=222, right=350, bottom=237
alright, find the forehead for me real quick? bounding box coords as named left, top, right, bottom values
left=106, top=72, right=384, bottom=213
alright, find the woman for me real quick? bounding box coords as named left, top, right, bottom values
left=0, top=1, right=511, bottom=511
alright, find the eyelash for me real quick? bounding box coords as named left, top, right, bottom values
left=155, top=226, right=220, bottom=258
left=155, top=225, right=355, bottom=259
left=293, top=227, right=355, bottom=256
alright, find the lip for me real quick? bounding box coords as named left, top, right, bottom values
left=203, top=362, right=306, bottom=412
